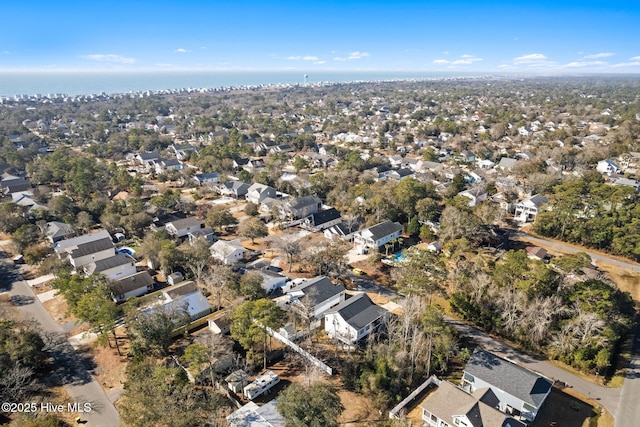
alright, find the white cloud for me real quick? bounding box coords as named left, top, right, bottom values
left=631, top=56, right=640, bottom=60
left=80, top=54, right=136, bottom=64
left=612, top=61, right=640, bottom=68
left=583, top=52, right=614, bottom=59
left=314, top=60, right=326, bottom=64
left=334, top=51, right=370, bottom=61
left=563, top=61, right=607, bottom=68
left=452, top=55, right=483, bottom=65
left=286, top=55, right=320, bottom=61
left=433, top=59, right=449, bottom=64
left=513, top=53, right=548, bottom=64
left=174, top=48, right=191, bottom=53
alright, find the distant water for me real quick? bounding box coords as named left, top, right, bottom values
left=0, top=70, right=481, bottom=98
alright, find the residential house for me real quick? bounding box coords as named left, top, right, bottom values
left=1, top=176, right=31, bottom=195
left=458, top=188, right=488, bottom=207
left=245, top=183, right=277, bottom=204
left=208, top=313, right=231, bottom=335
left=161, top=281, right=211, bottom=320
left=210, top=239, right=246, bottom=264
left=324, top=293, right=387, bottom=345
left=525, top=246, right=548, bottom=261
left=165, top=216, right=205, bottom=238
left=285, top=275, right=346, bottom=321
left=170, top=143, right=198, bottom=161
left=84, top=253, right=136, bottom=280
left=135, top=151, right=161, bottom=168
left=280, top=195, right=322, bottom=220
left=324, top=221, right=360, bottom=241
left=612, top=177, right=640, bottom=190
left=497, top=157, right=519, bottom=172
left=218, top=181, right=251, bottom=198
left=303, top=208, right=342, bottom=232
left=514, top=194, right=549, bottom=223
left=460, top=349, right=553, bottom=422
left=259, top=269, right=287, bottom=293
left=353, top=220, right=403, bottom=253
left=167, top=272, right=184, bottom=286
left=188, top=226, right=216, bottom=245
left=596, top=159, right=621, bottom=176
left=54, top=230, right=116, bottom=270
left=459, top=150, right=476, bottom=163
left=193, top=172, right=220, bottom=186
left=44, top=221, right=75, bottom=243
left=421, top=380, right=526, bottom=427
left=154, top=158, right=183, bottom=174
left=269, top=144, right=294, bottom=154
left=387, top=167, right=415, bottom=181
left=109, top=271, right=155, bottom=303
left=227, top=398, right=284, bottom=426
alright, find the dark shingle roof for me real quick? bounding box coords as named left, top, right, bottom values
left=331, top=293, right=386, bottom=330
left=70, top=238, right=115, bottom=258
left=367, top=220, right=403, bottom=241
left=464, top=349, right=552, bottom=408
left=295, top=276, right=345, bottom=308
left=167, top=216, right=203, bottom=231
left=86, top=253, right=134, bottom=274
left=288, top=195, right=321, bottom=210
left=308, top=208, right=341, bottom=226
left=110, top=271, right=154, bottom=294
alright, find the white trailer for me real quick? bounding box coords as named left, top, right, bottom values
left=243, top=370, right=280, bottom=400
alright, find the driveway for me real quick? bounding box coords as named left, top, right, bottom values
left=0, top=243, right=120, bottom=427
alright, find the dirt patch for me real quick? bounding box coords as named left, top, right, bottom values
left=598, top=265, right=640, bottom=303
left=87, top=327, right=129, bottom=395
left=338, top=389, right=384, bottom=426
left=42, top=295, right=73, bottom=323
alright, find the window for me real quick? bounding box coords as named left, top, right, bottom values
left=462, top=372, right=475, bottom=383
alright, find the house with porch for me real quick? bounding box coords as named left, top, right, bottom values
left=280, top=195, right=322, bottom=220
left=353, top=220, right=403, bottom=253
left=324, top=293, right=387, bottom=346
left=283, top=276, right=346, bottom=323
left=514, top=194, right=549, bottom=223
left=109, top=271, right=155, bottom=303
left=421, top=380, right=526, bottom=427
left=83, top=253, right=137, bottom=280
left=459, top=349, right=553, bottom=423
left=210, top=239, right=246, bottom=264
left=303, top=208, right=342, bottom=232
left=165, top=216, right=205, bottom=239
left=245, top=183, right=277, bottom=204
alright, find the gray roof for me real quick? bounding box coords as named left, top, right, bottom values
left=1, top=177, right=31, bottom=192
left=464, top=349, right=552, bottom=408
left=46, top=221, right=74, bottom=240
left=165, top=281, right=198, bottom=299
left=167, top=216, right=203, bottom=231
left=421, top=381, right=526, bottom=427
left=366, top=220, right=403, bottom=241
left=110, top=271, right=154, bottom=295
left=287, top=195, right=321, bottom=210
left=137, top=151, right=160, bottom=161
left=55, top=229, right=112, bottom=252
left=294, top=276, right=345, bottom=308
left=195, top=172, right=219, bottom=181
left=85, top=253, right=134, bottom=274
left=70, top=237, right=115, bottom=258
left=330, top=293, right=386, bottom=330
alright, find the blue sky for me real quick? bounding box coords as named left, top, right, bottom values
left=2, top=0, right=639, bottom=73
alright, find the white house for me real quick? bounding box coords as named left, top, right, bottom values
left=280, top=195, right=322, bottom=220
left=303, top=208, right=342, bottom=232
left=353, top=220, right=403, bottom=252
left=514, top=194, right=549, bottom=223
left=259, top=269, right=287, bottom=293
left=596, top=159, right=622, bottom=176
left=285, top=276, right=346, bottom=321
left=324, top=293, right=387, bottom=345
left=161, top=281, right=211, bottom=320
left=458, top=188, right=488, bottom=207
left=54, top=230, right=116, bottom=270
left=245, top=183, right=277, bottom=204
left=44, top=221, right=75, bottom=243
left=210, top=239, right=245, bottom=264
left=193, top=172, right=219, bottom=186
left=460, top=349, right=553, bottom=423
left=109, top=271, right=154, bottom=303
left=165, top=216, right=205, bottom=238
left=84, top=253, right=136, bottom=280
left=226, top=400, right=285, bottom=427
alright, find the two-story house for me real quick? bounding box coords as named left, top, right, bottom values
left=84, top=253, right=137, bottom=280
left=280, top=195, right=322, bottom=220
left=165, top=216, right=205, bottom=239
left=245, top=183, right=277, bottom=205
left=324, top=293, right=387, bottom=346
left=353, top=220, right=403, bottom=253
left=514, top=194, right=549, bottom=223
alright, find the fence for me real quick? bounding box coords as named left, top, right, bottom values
left=265, top=326, right=333, bottom=375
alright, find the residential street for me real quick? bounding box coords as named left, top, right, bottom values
left=0, top=243, right=120, bottom=427
left=447, top=319, right=620, bottom=419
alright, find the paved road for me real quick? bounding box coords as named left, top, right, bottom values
left=513, top=230, right=640, bottom=273
left=0, top=245, right=120, bottom=427
left=512, top=230, right=640, bottom=427
left=448, top=319, right=619, bottom=418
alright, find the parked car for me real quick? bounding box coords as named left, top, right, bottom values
left=13, top=254, right=24, bottom=264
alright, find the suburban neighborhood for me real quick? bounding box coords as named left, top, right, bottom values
left=1, top=75, right=640, bottom=426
